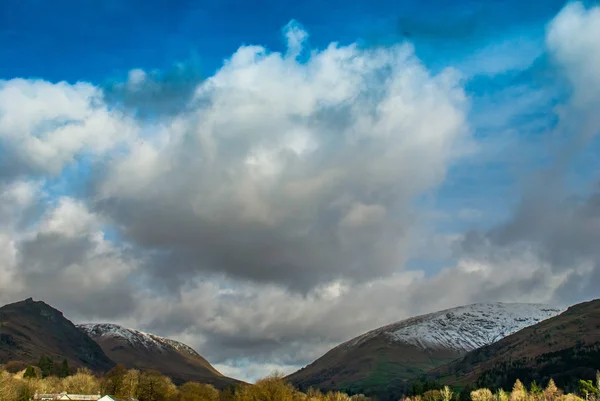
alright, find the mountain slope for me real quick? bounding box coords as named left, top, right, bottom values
left=0, top=298, right=114, bottom=372
left=287, top=303, right=562, bottom=397
left=430, top=299, right=600, bottom=392
left=78, top=323, right=240, bottom=388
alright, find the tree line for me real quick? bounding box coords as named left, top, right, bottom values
left=2, top=358, right=600, bottom=401
left=0, top=359, right=370, bottom=401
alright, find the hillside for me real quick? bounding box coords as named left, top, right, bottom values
left=0, top=298, right=114, bottom=372
left=78, top=323, right=241, bottom=388
left=287, top=303, right=561, bottom=397
left=430, top=299, right=600, bottom=392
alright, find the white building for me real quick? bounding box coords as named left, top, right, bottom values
left=33, top=393, right=101, bottom=401
left=97, top=396, right=138, bottom=401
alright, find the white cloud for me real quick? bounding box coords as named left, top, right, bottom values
left=547, top=2, right=600, bottom=106
left=0, top=79, right=137, bottom=177
left=94, top=24, right=470, bottom=290
left=39, top=197, right=98, bottom=238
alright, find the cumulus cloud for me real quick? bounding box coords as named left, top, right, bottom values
left=0, top=79, right=137, bottom=180
left=0, top=182, right=139, bottom=319
left=93, top=24, right=469, bottom=291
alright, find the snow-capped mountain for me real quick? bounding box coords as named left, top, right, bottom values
left=435, top=299, right=600, bottom=389
left=78, top=323, right=241, bottom=388
left=288, top=302, right=563, bottom=396
left=342, top=302, right=563, bottom=353
left=78, top=323, right=200, bottom=358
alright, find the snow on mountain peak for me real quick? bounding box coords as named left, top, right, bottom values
left=343, top=302, right=563, bottom=353
left=78, top=323, right=200, bottom=358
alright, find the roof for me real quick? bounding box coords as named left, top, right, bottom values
left=33, top=393, right=101, bottom=401
left=98, top=396, right=138, bottom=401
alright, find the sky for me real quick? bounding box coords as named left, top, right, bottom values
left=1, top=0, right=600, bottom=383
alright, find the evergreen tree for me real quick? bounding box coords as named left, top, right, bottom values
left=459, top=384, right=474, bottom=401
left=578, top=380, right=598, bottom=400
left=544, top=378, right=560, bottom=400
left=23, top=366, right=37, bottom=379
left=59, top=359, right=70, bottom=378
left=37, top=355, right=54, bottom=378
left=530, top=381, right=542, bottom=395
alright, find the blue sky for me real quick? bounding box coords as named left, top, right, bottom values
left=1, top=0, right=576, bottom=233
left=2, top=0, right=600, bottom=382
left=0, top=0, right=569, bottom=80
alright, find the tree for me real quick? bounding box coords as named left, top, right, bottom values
left=58, top=359, right=70, bottom=378
left=103, top=364, right=128, bottom=396
left=120, top=369, right=140, bottom=399
left=37, top=355, right=55, bottom=378
left=531, top=381, right=543, bottom=395
left=233, top=374, right=297, bottom=401
left=471, top=388, right=493, bottom=401
left=138, top=370, right=177, bottom=401
left=62, top=368, right=100, bottom=394
left=441, top=386, right=454, bottom=401
left=544, top=379, right=560, bottom=400
left=511, top=380, right=527, bottom=401
left=460, top=385, right=474, bottom=401
left=578, top=380, right=598, bottom=400
left=179, top=382, right=219, bottom=401
left=24, top=366, right=37, bottom=379
left=495, top=389, right=509, bottom=401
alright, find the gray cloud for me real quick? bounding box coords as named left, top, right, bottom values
left=458, top=1, right=600, bottom=306
left=0, top=193, right=140, bottom=321
left=102, top=61, right=205, bottom=120
left=1, top=3, right=600, bottom=384
left=91, top=27, right=469, bottom=292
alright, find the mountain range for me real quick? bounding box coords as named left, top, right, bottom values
left=287, top=303, right=563, bottom=397
left=0, top=298, right=239, bottom=388
left=1, top=297, right=599, bottom=399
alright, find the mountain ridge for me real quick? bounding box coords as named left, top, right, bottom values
left=429, top=299, right=600, bottom=392
left=78, top=322, right=241, bottom=388
left=0, top=298, right=241, bottom=389
left=287, top=302, right=563, bottom=398
left=0, top=298, right=115, bottom=372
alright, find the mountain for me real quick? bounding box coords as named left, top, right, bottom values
left=0, top=298, right=114, bottom=372
left=430, top=299, right=600, bottom=393
left=78, top=323, right=241, bottom=388
left=287, top=303, right=562, bottom=397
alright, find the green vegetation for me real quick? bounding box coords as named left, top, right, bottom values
left=34, top=355, right=71, bottom=378
left=475, top=342, right=600, bottom=393
left=23, top=366, right=37, bottom=379
left=2, top=360, right=600, bottom=401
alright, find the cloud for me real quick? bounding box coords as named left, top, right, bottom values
left=93, top=24, right=470, bottom=292
left=2, top=4, right=600, bottom=384
left=547, top=2, right=600, bottom=108
left=0, top=181, right=140, bottom=320
left=0, top=79, right=138, bottom=181
left=102, top=61, right=205, bottom=120
left=456, top=1, right=600, bottom=308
